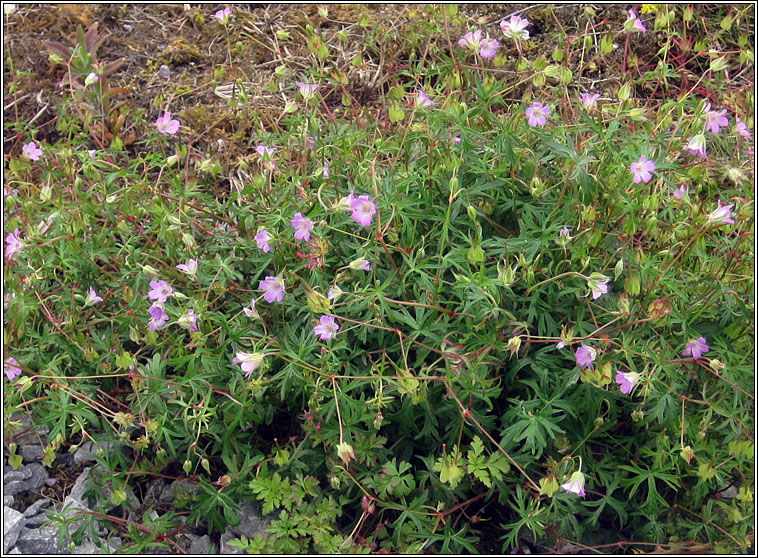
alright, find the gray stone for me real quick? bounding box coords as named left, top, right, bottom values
left=227, top=502, right=271, bottom=539
left=219, top=529, right=244, bottom=555
left=15, top=525, right=63, bottom=554
left=158, top=64, right=171, bottom=79
left=4, top=463, right=49, bottom=495
left=4, top=506, right=25, bottom=553
left=159, top=479, right=199, bottom=503
left=72, top=536, right=122, bottom=554
left=4, top=494, right=14, bottom=507
left=721, top=485, right=739, bottom=500
left=9, top=414, right=49, bottom=445
left=23, top=497, right=52, bottom=518
left=19, top=444, right=43, bottom=462
left=65, top=467, right=92, bottom=504
left=73, top=440, right=120, bottom=465
left=188, top=534, right=212, bottom=554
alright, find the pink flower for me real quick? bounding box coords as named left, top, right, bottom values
left=575, top=345, right=596, bottom=368
left=587, top=273, right=610, bottom=300
left=235, top=351, right=264, bottom=377
left=147, top=280, right=173, bottom=303
left=305, top=136, right=316, bottom=150
left=735, top=117, right=751, bottom=138
left=156, top=111, right=180, bottom=135
left=579, top=92, right=600, bottom=110
left=625, top=10, right=647, bottom=33
left=243, top=298, right=259, bottom=319
left=85, top=287, right=103, bottom=306
left=5, top=357, right=22, bottom=381
left=5, top=228, right=23, bottom=260
left=213, top=7, right=231, bottom=24
left=684, top=134, right=706, bottom=158
left=259, top=275, right=285, bottom=303
left=349, top=258, right=371, bottom=271
left=295, top=81, right=319, bottom=101
left=327, top=285, right=343, bottom=300
left=22, top=141, right=43, bottom=161
left=178, top=309, right=199, bottom=333
left=415, top=90, right=435, bottom=108
left=525, top=102, right=550, bottom=127
left=255, top=145, right=277, bottom=159
left=629, top=156, right=656, bottom=184
left=290, top=212, right=312, bottom=241
left=672, top=185, right=687, bottom=200
left=500, top=14, right=530, bottom=40
left=254, top=228, right=271, bottom=252
left=147, top=303, right=168, bottom=331
left=350, top=194, right=376, bottom=227
left=176, top=259, right=198, bottom=278
left=458, top=29, right=483, bottom=50
left=615, top=370, right=640, bottom=394
left=703, top=103, right=728, bottom=134
left=682, top=337, right=709, bottom=359
left=84, top=72, right=99, bottom=87
left=322, top=162, right=330, bottom=179
left=561, top=471, right=586, bottom=497
left=337, top=189, right=356, bottom=210
left=707, top=200, right=735, bottom=225
left=479, top=38, right=499, bottom=60
left=313, top=315, right=340, bottom=341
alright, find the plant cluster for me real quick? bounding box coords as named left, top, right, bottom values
left=3, top=4, right=754, bottom=554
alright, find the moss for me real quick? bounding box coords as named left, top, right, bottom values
left=158, top=37, right=204, bottom=65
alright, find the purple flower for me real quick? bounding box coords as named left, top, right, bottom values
left=322, top=162, right=330, bottom=179
left=707, top=200, right=735, bottom=225
left=327, top=285, right=343, bottom=300
left=500, top=14, right=530, bottom=40
left=295, top=81, right=319, bottom=101
left=85, top=287, right=103, bottom=306
left=703, top=103, right=729, bottom=134
left=259, top=275, right=285, bottom=303
left=479, top=38, right=499, bottom=60
left=148, top=303, right=168, bottom=331
left=313, top=315, right=340, bottom=341
left=575, top=345, right=596, bottom=368
left=682, top=337, right=709, bottom=359
left=255, top=145, right=277, bottom=159
left=561, top=471, right=586, bottom=497
left=735, top=117, right=751, bottom=138
left=350, top=194, right=376, bottom=227
left=305, top=136, right=316, bottom=150
left=559, top=226, right=571, bottom=240
left=587, top=273, right=611, bottom=300
left=176, top=259, right=198, bottom=278
left=5, top=357, right=22, bottom=381
left=5, top=229, right=23, bottom=260
left=672, top=184, right=687, bottom=200
left=85, top=72, right=99, bottom=87
left=579, top=92, right=600, bottom=110
left=22, top=141, right=43, bottom=161
left=178, top=309, right=199, bottom=333
left=684, top=134, right=706, bottom=158
left=236, top=351, right=263, bottom=377
left=458, top=29, right=483, bottom=50
left=629, top=155, right=656, bottom=184
left=625, top=10, right=647, bottom=33
left=254, top=228, right=271, bottom=252
left=415, top=90, right=435, bottom=108
left=338, top=189, right=356, bottom=210
left=615, top=370, right=640, bottom=394
left=156, top=111, right=180, bottom=135
left=349, top=258, right=371, bottom=271
left=525, top=102, right=550, bottom=127
left=290, top=212, right=313, bottom=241
left=213, top=7, right=232, bottom=25
left=147, top=280, right=173, bottom=303
left=243, top=298, right=259, bottom=319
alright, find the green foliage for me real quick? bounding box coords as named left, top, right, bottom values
left=3, top=4, right=753, bottom=555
